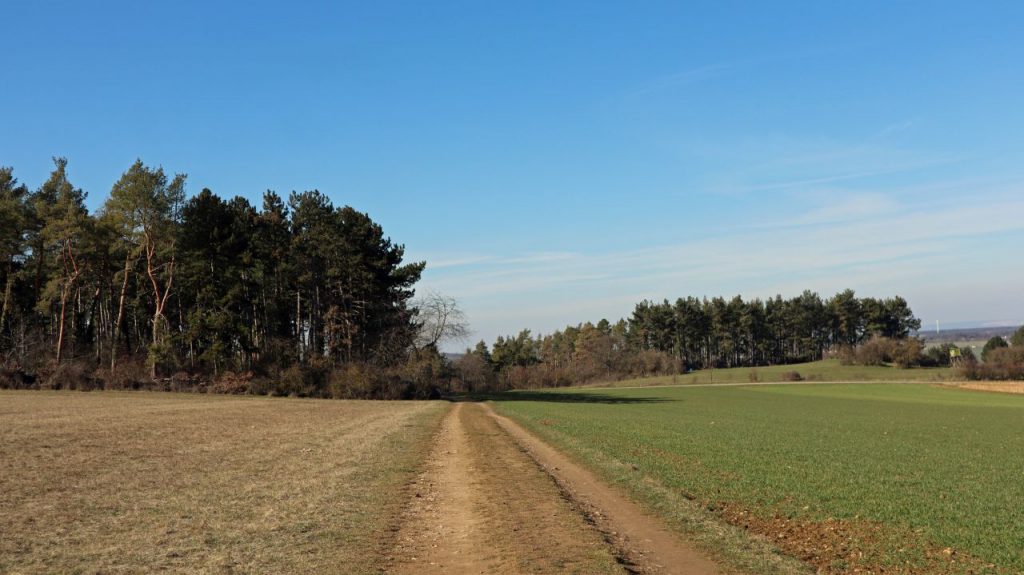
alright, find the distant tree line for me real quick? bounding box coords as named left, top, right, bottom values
left=455, top=290, right=922, bottom=390
left=0, top=159, right=449, bottom=398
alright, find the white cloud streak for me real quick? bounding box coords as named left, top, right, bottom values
left=419, top=191, right=1024, bottom=347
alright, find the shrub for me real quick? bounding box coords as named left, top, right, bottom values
left=248, top=375, right=276, bottom=396
left=780, top=370, right=803, bottom=382
left=960, top=346, right=977, bottom=362
left=169, top=371, right=195, bottom=392
left=959, top=346, right=1024, bottom=380
left=276, top=363, right=326, bottom=397
left=327, top=363, right=375, bottom=398
left=47, top=361, right=98, bottom=391
left=97, top=358, right=150, bottom=390
left=922, top=344, right=956, bottom=367
left=857, top=336, right=895, bottom=366
left=835, top=345, right=857, bottom=366
left=0, top=368, right=33, bottom=389
left=981, top=336, right=1009, bottom=361
left=627, top=349, right=680, bottom=378
left=209, top=371, right=252, bottom=394
left=891, top=338, right=923, bottom=368
left=146, top=341, right=178, bottom=377
left=396, top=349, right=448, bottom=399
left=452, top=353, right=496, bottom=392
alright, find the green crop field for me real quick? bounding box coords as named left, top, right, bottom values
left=490, top=384, right=1024, bottom=574
left=590, top=359, right=955, bottom=388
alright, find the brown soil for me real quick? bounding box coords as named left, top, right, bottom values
left=483, top=403, right=722, bottom=575
left=385, top=402, right=624, bottom=574
left=953, top=382, right=1024, bottom=395
left=386, top=401, right=721, bottom=575
left=715, top=503, right=1002, bottom=575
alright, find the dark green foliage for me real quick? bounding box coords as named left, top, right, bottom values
left=981, top=336, right=1008, bottom=360
left=923, top=343, right=958, bottom=367
left=0, top=159, right=433, bottom=398
left=177, top=189, right=255, bottom=374
left=492, top=329, right=539, bottom=368
left=1011, top=325, right=1024, bottom=347
left=960, top=346, right=977, bottom=362
left=626, top=291, right=920, bottom=370
left=469, top=290, right=923, bottom=390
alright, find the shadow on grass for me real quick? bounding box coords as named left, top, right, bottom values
left=461, top=391, right=674, bottom=404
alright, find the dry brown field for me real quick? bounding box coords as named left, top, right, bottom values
left=955, top=382, right=1024, bottom=394
left=0, top=391, right=444, bottom=575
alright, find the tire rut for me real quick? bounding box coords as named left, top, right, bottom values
left=384, top=402, right=623, bottom=575
left=483, top=402, right=721, bottom=575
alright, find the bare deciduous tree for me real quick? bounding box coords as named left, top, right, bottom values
left=414, top=290, right=469, bottom=350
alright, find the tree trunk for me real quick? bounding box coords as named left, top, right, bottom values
left=144, top=239, right=175, bottom=381
left=56, top=285, right=69, bottom=364
left=150, top=311, right=159, bottom=380
left=296, top=290, right=302, bottom=361
left=55, top=241, right=82, bottom=365
left=111, top=250, right=132, bottom=372
left=92, top=287, right=103, bottom=362
left=0, top=253, right=16, bottom=331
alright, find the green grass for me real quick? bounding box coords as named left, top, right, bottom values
left=924, top=339, right=988, bottom=352
left=491, top=383, right=1024, bottom=573
left=590, top=359, right=954, bottom=387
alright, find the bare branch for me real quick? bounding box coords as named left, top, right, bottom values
left=414, top=290, right=470, bottom=350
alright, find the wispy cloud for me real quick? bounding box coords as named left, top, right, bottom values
left=741, top=163, right=950, bottom=193
left=615, top=44, right=856, bottom=103
left=414, top=251, right=578, bottom=272
left=502, top=252, right=576, bottom=265
left=683, top=131, right=965, bottom=198
left=420, top=189, right=1024, bottom=346
left=622, top=63, right=733, bottom=99
left=754, top=193, right=898, bottom=227
left=425, top=255, right=495, bottom=269
left=872, top=120, right=914, bottom=140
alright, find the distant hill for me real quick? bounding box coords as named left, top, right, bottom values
left=915, top=325, right=1019, bottom=344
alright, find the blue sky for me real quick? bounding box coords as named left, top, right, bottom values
left=4, top=1, right=1023, bottom=348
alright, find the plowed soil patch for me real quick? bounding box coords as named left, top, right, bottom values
left=716, top=504, right=1003, bottom=575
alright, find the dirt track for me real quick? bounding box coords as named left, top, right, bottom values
left=385, top=402, right=719, bottom=575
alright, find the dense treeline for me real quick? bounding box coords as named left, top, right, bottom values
left=455, top=290, right=922, bottom=390
left=0, top=159, right=446, bottom=397
left=626, top=291, right=920, bottom=368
